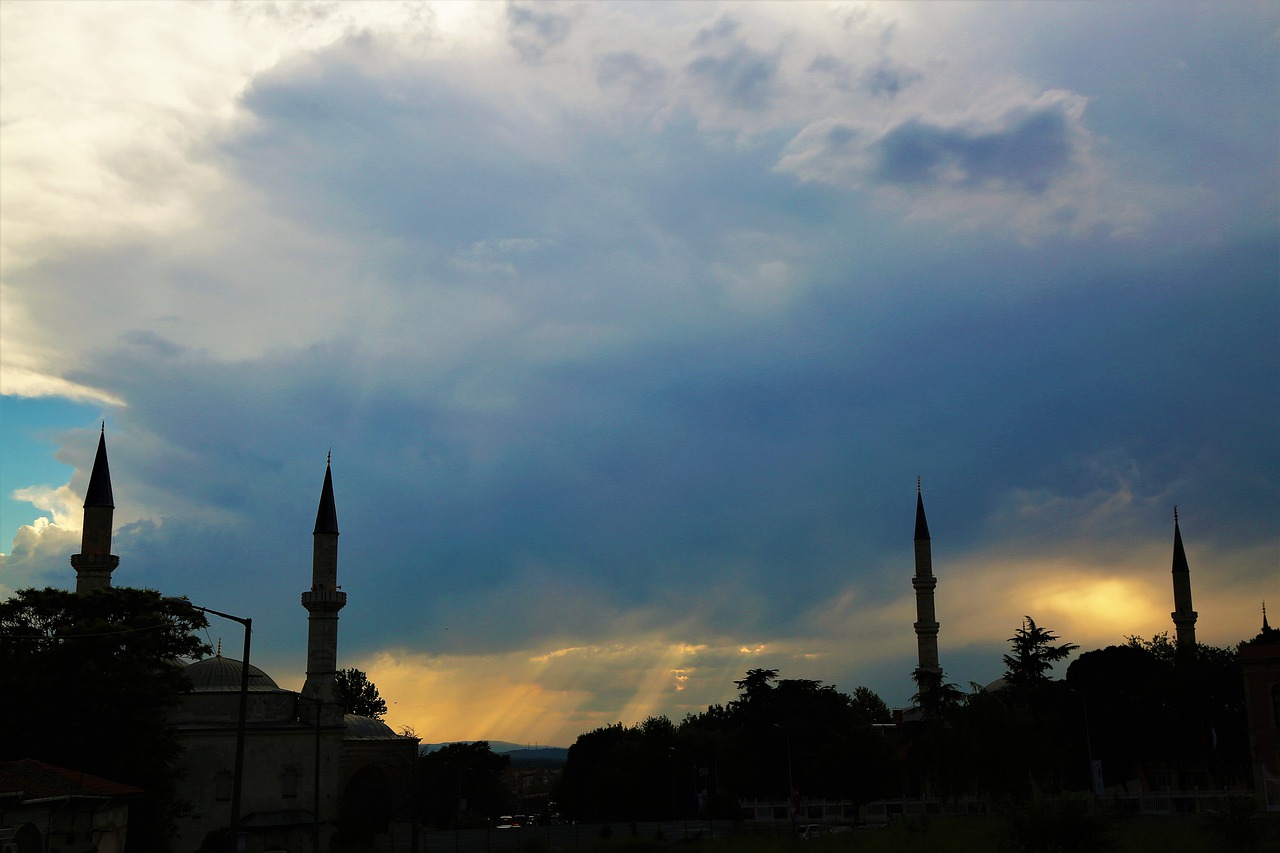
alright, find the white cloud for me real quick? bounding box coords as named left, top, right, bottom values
left=0, top=517, right=80, bottom=597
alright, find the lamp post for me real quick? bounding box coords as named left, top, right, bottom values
left=1068, top=688, right=1101, bottom=797
left=772, top=725, right=794, bottom=822
left=171, top=599, right=252, bottom=853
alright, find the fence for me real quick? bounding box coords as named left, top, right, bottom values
left=404, top=820, right=735, bottom=853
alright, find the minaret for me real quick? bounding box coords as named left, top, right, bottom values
left=912, top=478, right=942, bottom=680
left=71, top=425, right=120, bottom=594
left=301, top=454, right=346, bottom=723
left=1170, top=506, right=1198, bottom=652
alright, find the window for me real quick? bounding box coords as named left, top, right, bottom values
left=215, top=769, right=233, bottom=802
left=282, top=766, right=299, bottom=799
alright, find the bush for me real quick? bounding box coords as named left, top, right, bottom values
left=999, top=798, right=1111, bottom=853
left=1201, top=796, right=1259, bottom=852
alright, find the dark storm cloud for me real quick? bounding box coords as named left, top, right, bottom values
left=232, top=56, right=565, bottom=252
left=875, top=107, right=1076, bottom=194
left=40, top=215, right=1274, bottom=669
left=226, top=43, right=835, bottom=317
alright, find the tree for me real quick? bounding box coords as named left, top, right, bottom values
left=1068, top=637, right=1250, bottom=791
left=730, top=668, right=780, bottom=711
left=0, top=587, right=210, bottom=852
left=910, top=667, right=965, bottom=719
left=418, top=741, right=511, bottom=827
left=558, top=717, right=679, bottom=822
left=557, top=671, right=901, bottom=820
left=850, top=686, right=892, bottom=724
left=336, top=667, right=388, bottom=718
left=1003, top=616, right=1079, bottom=687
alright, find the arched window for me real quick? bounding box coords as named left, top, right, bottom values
left=15, top=822, right=42, bottom=853
left=1271, top=681, right=1280, bottom=728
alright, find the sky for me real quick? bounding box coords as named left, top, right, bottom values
left=1, top=0, right=1277, bottom=747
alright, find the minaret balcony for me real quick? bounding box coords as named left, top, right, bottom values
left=70, top=553, right=120, bottom=570
left=301, top=589, right=347, bottom=612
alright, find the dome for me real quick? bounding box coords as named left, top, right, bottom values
left=184, top=655, right=280, bottom=691
left=344, top=714, right=399, bottom=739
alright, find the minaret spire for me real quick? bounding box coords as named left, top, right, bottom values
left=71, top=425, right=120, bottom=594
left=301, top=454, right=346, bottom=723
left=1170, top=506, right=1198, bottom=652
left=912, top=479, right=941, bottom=681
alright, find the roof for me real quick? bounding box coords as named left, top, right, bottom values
left=914, top=488, right=930, bottom=541
left=1171, top=517, right=1190, bottom=575
left=0, top=759, right=141, bottom=802
left=184, top=655, right=281, bottom=691
left=84, top=429, right=115, bottom=509
left=314, top=460, right=339, bottom=535
left=344, top=714, right=400, bottom=739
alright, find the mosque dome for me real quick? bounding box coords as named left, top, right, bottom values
left=184, top=655, right=281, bottom=692
left=344, top=714, right=400, bottom=739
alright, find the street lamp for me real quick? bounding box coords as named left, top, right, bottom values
left=170, top=598, right=252, bottom=853
left=772, top=725, right=794, bottom=823
left=1067, top=688, right=1101, bottom=797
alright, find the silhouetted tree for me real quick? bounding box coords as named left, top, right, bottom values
left=418, top=741, right=512, bottom=827
left=0, top=587, right=209, bottom=852
left=1069, top=634, right=1250, bottom=789
left=336, top=667, right=388, bottom=719
left=1003, top=616, right=1079, bottom=687
left=559, top=671, right=895, bottom=821
left=910, top=667, right=965, bottom=720
left=1066, top=643, right=1168, bottom=787
left=851, top=686, right=892, bottom=724
left=558, top=718, right=677, bottom=822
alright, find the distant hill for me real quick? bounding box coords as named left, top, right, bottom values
left=420, top=741, right=568, bottom=765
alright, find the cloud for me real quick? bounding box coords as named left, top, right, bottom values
left=873, top=105, right=1077, bottom=194
left=507, top=2, right=574, bottom=63
left=686, top=27, right=779, bottom=112
left=775, top=90, right=1121, bottom=238
left=863, top=60, right=920, bottom=100
left=0, top=518, right=80, bottom=597
left=1, top=1, right=1276, bottom=746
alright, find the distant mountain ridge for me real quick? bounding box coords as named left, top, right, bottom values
left=420, top=741, right=568, bottom=764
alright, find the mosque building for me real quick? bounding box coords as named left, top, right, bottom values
left=70, top=429, right=417, bottom=852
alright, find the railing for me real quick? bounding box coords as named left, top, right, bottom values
left=397, top=821, right=735, bottom=853
left=1108, top=790, right=1256, bottom=815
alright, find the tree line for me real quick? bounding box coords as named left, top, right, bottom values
left=550, top=616, right=1251, bottom=822
left=0, top=587, right=1255, bottom=845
